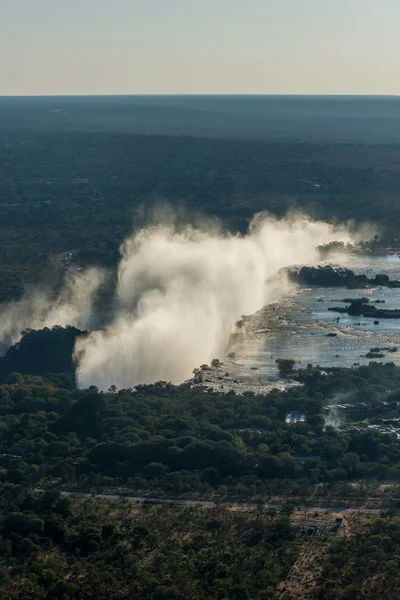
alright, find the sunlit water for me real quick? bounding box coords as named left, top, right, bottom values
left=224, top=255, right=400, bottom=384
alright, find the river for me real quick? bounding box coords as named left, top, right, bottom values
left=202, top=255, right=400, bottom=393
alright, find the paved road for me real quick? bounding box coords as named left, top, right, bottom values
left=60, top=490, right=217, bottom=507
left=50, top=490, right=381, bottom=514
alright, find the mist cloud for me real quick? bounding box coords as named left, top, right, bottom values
left=0, top=268, right=105, bottom=353
left=74, top=214, right=353, bottom=390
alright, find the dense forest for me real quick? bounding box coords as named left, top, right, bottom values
left=2, top=95, right=400, bottom=141
left=2, top=330, right=400, bottom=597
left=1, top=130, right=400, bottom=299
left=1, top=328, right=400, bottom=493
left=0, top=486, right=299, bottom=600
left=2, top=485, right=400, bottom=599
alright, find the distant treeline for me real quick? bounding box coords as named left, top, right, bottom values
left=1, top=130, right=400, bottom=299
left=288, top=265, right=400, bottom=289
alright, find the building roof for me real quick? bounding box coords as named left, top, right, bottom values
left=286, top=413, right=306, bottom=425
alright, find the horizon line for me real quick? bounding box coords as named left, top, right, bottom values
left=1, top=93, right=400, bottom=99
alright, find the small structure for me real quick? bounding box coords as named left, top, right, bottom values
left=286, top=413, right=306, bottom=425
left=296, top=455, right=324, bottom=464
left=332, top=517, right=343, bottom=534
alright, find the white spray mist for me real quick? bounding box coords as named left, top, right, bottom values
left=323, top=393, right=353, bottom=430
left=74, top=214, right=353, bottom=390
left=0, top=268, right=105, bottom=353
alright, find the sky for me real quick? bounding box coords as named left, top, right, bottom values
left=1, top=0, right=399, bottom=96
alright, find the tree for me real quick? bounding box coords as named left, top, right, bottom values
left=342, top=452, right=360, bottom=476
left=281, top=502, right=296, bottom=518
left=201, top=467, right=222, bottom=487
left=266, top=507, right=277, bottom=522
left=144, top=463, right=168, bottom=479
left=16, top=537, right=40, bottom=557
left=275, top=359, right=295, bottom=377
left=4, top=512, right=44, bottom=536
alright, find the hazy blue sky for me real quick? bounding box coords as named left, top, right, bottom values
left=1, top=0, right=399, bottom=95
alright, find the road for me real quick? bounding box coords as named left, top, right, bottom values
left=60, top=491, right=217, bottom=507
left=50, top=490, right=382, bottom=515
